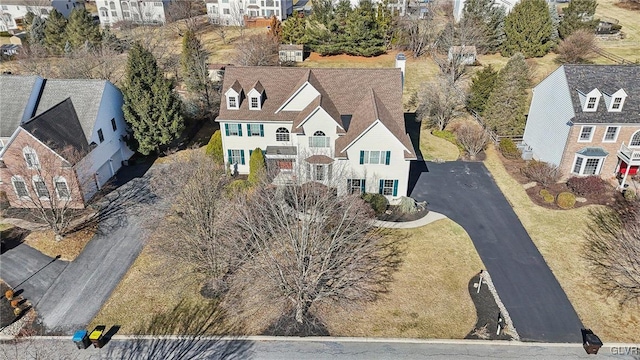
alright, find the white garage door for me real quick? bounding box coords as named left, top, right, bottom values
left=111, top=148, right=123, bottom=174
left=95, top=161, right=113, bottom=189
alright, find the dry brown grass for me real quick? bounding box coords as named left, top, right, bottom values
left=0, top=223, right=14, bottom=232
left=420, top=128, right=460, bottom=161
left=595, top=0, right=640, bottom=62
left=23, top=226, right=96, bottom=261
left=89, top=227, right=209, bottom=334
left=322, top=220, right=484, bottom=339
left=483, top=145, right=640, bottom=343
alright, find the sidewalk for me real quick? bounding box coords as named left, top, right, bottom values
left=373, top=211, right=447, bottom=229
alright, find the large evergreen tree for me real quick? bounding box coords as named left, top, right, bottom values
left=281, top=11, right=307, bottom=44
left=123, top=43, right=184, bottom=155
left=43, top=9, right=67, bottom=55
left=65, top=8, right=101, bottom=49
left=558, top=0, right=599, bottom=39
left=502, top=0, right=555, bottom=58
left=181, top=30, right=215, bottom=116
left=467, top=64, right=498, bottom=114
left=29, top=15, right=46, bottom=46
left=461, top=0, right=506, bottom=54
left=483, top=53, right=531, bottom=136
left=311, top=0, right=334, bottom=27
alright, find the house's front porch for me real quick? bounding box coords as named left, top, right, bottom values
left=615, top=142, right=640, bottom=190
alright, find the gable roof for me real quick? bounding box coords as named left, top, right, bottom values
left=218, top=67, right=411, bottom=155
left=33, top=79, right=107, bottom=141
left=21, top=98, right=89, bottom=162
left=335, top=89, right=414, bottom=158
left=561, top=65, right=640, bottom=124
left=0, top=75, right=43, bottom=138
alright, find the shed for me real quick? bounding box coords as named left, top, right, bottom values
left=448, top=45, right=477, bottom=65
left=279, top=44, right=304, bottom=63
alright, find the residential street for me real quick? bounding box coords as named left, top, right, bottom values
left=0, top=164, right=169, bottom=334
left=410, top=161, right=584, bottom=343
left=0, top=337, right=635, bottom=359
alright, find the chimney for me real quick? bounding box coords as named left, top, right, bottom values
left=395, top=52, right=406, bottom=89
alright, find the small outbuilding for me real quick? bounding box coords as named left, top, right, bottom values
left=279, top=44, right=305, bottom=63
left=448, top=45, right=477, bottom=66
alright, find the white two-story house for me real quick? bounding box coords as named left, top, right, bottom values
left=96, top=0, right=171, bottom=26
left=216, top=67, right=417, bottom=203
left=0, top=0, right=83, bottom=32
left=521, top=65, right=640, bottom=189
left=206, top=0, right=293, bottom=25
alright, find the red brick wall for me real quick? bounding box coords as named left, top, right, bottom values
left=0, top=130, right=86, bottom=209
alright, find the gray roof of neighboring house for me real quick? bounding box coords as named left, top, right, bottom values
left=21, top=98, right=90, bottom=162
left=563, top=65, right=640, bottom=124
left=0, top=75, right=41, bottom=138
left=33, top=79, right=107, bottom=141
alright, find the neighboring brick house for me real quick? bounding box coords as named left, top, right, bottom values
left=521, top=65, right=640, bottom=188
left=0, top=76, right=134, bottom=208
left=216, top=66, right=417, bottom=203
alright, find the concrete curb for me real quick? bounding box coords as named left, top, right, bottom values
left=1, top=335, right=635, bottom=348
left=373, top=211, right=447, bottom=229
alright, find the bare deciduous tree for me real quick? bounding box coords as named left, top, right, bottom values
left=585, top=200, right=640, bottom=305
left=415, top=76, right=466, bottom=130
left=158, top=151, right=239, bottom=289
left=454, top=122, right=488, bottom=159
left=166, top=0, right=207, bottom=32
left=234, top=34, right=279, bottom=66
left=2, top=138, right=90, bottom=238
left=432, top=19, right=482, bottom=83
left=556, top=29, right=597, bottom=64
left=228, top=171, right=401, bottom=329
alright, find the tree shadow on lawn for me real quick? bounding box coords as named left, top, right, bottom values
left=262, top=310, right=330, bottom=337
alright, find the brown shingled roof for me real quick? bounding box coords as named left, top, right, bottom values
left=305, top=155, right=334, bottom=164
left=216, top=67, right=413, bottom=157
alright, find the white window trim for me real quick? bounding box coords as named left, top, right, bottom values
left=23, top=147, right=40, bottom=169
left=630, top=130, right=640, bottom=148
left=32, top=176, right=50, bottom=200
left=602, top=126, right=620, bottom=143
left=54, top=176, right=71, bottom=200
left=609, top=97, right=624, bottom=112
left=11, top=176, right=29, bottom=198
left=275, top=127, right=290, bottom=142
left=249, top=96, right=261, bottom=110
left=571, top=155, right=606, bottom=176
left=578, top=126, right=594, bottom=143
left=583, top=89, right=601, bottom=112
left=227, top=95, right=239, bottom=109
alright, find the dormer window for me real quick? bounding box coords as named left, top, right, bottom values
left=607, top=89, right=627, bottom=112
left=225, top=80, right=243, bottom=110
left=248, top=80, right=265, bottom=111
left=582, top=89, right=601, bottom=112
left=612, top=97, right=622, bottom=109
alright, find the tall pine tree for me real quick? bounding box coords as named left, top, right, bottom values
left=483, top=53, right=531, bottom=136
left=461, top=0, right=506, bottom=54
left=281, top=11, right=307, bottom=44
left=123, top=43, right=184, bottom=155
left=558, top=0, right=598, bottom=39
left=66, top=8, right=101, bottom=49
left=502, top=0, right=555, bottom=58
left=181, top=30, right=215, bottom=114
left=29, top=15, right=46, bottom=46
left=467, top=64, right=498, bottom=114
left=43, top=9, right=67, bottom=55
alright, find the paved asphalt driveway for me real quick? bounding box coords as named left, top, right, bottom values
left=0, top=163, right=168, bottom=334
left=410, top=161, right=584, bottom=343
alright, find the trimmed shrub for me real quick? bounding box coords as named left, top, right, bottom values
left=624, top=188, right=637, bottom=201
left=10, top=299, right=19, bottom=308
left=539, top=189, right=554, bottom=203
left=5, top=290, right=13, bottom=300
left=362, top=193, right=389, bottom=214
left=556, top=192, right=576, bottom=209
left=248, top=148, right=266, bottom=184
left=226, top=179, right=251, bottom=194
left=205, top=130, right=224, bottom=165
left=520, top=160, right=562, bottom=187
left=566, top=176, right=606, bottom=197
left=398, top=196, right=418, bottom=214
left=499, top=138, right=521, bottom=159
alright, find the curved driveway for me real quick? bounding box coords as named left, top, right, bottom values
left=410, top=161, right=583, bottom=343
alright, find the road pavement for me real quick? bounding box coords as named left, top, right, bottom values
left=410, top=161, right=584, bottom=343
left=0, top=337, right=636, bottom=359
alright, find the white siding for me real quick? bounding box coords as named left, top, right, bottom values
left=343, top=121, right=411, bottom=202
left=522, top=66, right=574, bottom=166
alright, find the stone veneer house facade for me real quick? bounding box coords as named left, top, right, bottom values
left=216, top=67, right=416, bottom=203
left=522, top=65, right=640, bottom=188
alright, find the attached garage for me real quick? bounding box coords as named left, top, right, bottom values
left=95, top=161, right=112, bottom=189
